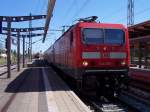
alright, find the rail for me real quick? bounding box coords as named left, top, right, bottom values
left=0, top=64, right=17, bottom=76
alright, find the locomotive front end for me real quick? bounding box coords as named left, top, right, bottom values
left=77, top=23, right=130, bottom=97
left=80, top=27, right=129, bottom=70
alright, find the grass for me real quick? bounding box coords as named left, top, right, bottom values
left=0, top=57, right=7, bottom=65
left=11, top=55, right=17, bottom=64
left=0, top=54, right=17, bottom=65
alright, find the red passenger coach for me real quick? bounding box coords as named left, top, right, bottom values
left=44, top=16, right=130, bottom=97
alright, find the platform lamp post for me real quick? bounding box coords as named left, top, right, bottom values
left=7, top=19, right=11, bottom=78
left=17, top=31, right=20, bottom=71
left=22, top=35, right=25, bottom=68
left=3, top=29, right=45, bottom=71
left=29, top=13, right=32, bottom=62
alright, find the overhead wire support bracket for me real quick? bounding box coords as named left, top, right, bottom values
left=0, top=15, right=46, bottom=22
left=2, top=27, right=44, bottom=32
left=2, top=32, right=44, bottom=38
left=0, top=15, right=46, bottom=78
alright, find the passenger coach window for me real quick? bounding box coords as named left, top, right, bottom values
left=83, top=28, right=104, bottom=44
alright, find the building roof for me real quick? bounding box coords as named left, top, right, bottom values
left=128, top=20, right=150, bottom=39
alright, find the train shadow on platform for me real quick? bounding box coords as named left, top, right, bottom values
left=5, top=62, right=70, bottom=93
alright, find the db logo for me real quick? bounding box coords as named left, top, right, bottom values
left=102, top=53, right=110, bottom=58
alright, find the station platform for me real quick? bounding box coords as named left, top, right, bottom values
left=129, top=68, right=150, bottom=84
left=129, top=68, right=150, bottom=92
left=0, top=66, right=91, bottom=112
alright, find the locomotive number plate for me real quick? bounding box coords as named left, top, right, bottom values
left=102, top=52, right=110, bottom=58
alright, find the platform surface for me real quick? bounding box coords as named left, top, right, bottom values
left=0, top=67, right=91, bottom=112
left=129, top=67, right=150, bottom=84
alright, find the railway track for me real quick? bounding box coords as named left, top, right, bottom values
left=0, top=64, right=17, bottom=76
left=0, top=64, right=6, bottom=67
left=69, top=84, right=150, bottom=112
left=118, top=89, right=150, bottom=112
left=50, top=65, right=150, bottom=112
left=0, top=63, right=17, bottom=67
left=84, top=88, right=150, bottom=112
left=78, top=93, right=132, bottom=112
left=88, top=98, right=127, bottom=112
left=53, top=75, right=128, bottom=111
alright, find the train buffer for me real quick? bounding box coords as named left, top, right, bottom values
left=0, top=66, right=91, bottom=112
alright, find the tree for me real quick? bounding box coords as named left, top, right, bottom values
left=13, top=50, right=17, bottom=57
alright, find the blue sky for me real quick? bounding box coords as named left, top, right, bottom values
left=0, top=0, right=150, bottom=53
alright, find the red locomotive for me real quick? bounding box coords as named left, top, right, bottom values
left=44, top=16, right=130, bottom=97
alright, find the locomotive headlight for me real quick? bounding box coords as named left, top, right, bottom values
left=83, top=61, right=88, bottom=66
left=121, top=61, right=126, bottom=65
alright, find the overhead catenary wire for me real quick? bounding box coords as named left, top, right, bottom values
left=135, top=7, right=150, bottom=16
left=32, top=38, right=43, bottom=44
left=32, top=33, right=54, bottom=45
left=63, top=0, right=76, bottom=25
left=102, top=7, right=126, bottom=21
left=33, top=0, right=41, bottom=14
left=0, top=39, right=5, bottom=43
left=71, top=0, right=91, bottom=23
left=40, top=0, right=47, bottom=14
left=115, top=7, right=150, bottom=23
left=103, top=0, right=148, bottom=23
left=34, top=0, right=47, bottom=14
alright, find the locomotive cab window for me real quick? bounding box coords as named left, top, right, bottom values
left=104, top=29, right=125, bottom=45
left=83, top=28, right=104, bottom=44
left=82, top=28, right=125, bottom=45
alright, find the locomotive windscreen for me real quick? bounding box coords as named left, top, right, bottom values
left=83, top=28, right=125, bottom=45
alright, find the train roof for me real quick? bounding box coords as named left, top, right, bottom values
left=44, top=21, right=127, bottom=53
left=77, top=22, right=126, bottom=29
left=49, top=21, right=127, bottom=49
left=128, top=20, right=150, bottom=38
left=53, top=25, right=75, bottom=44
left=55, top=22, right=126, bottom=42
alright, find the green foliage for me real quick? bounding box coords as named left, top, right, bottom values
left=11, top=50, right=17, bottom=64
left=0, top=57, right=7, bottom=65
